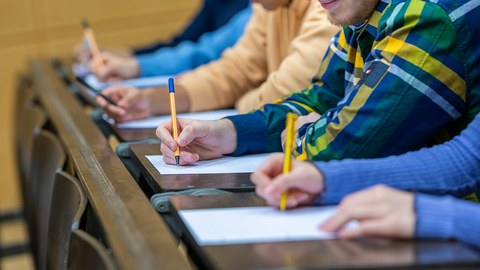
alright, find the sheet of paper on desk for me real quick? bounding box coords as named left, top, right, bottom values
left=72, top=64, right=170, bottom=90
left=117, top=109, right=238, bottom=129
left=146, top=153, right=271, bottom=175
left=179, top=206, right=357, bottom=245
left=84, top=74, right=170, bottom=90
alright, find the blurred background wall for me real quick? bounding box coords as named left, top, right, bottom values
left=0, top=0, right=199, bottom=222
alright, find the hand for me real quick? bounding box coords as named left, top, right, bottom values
left=280, top=112, right=321, bottom=149
left=156, top=119, right=237, bottom=165
left=72, top=42, right=90, bottom=64
left=251, top=153, right=324, bottom=208
left=90, top=51, right=140, bottom=81
left=321, top=185, right=415, bottom=239
left=96, top=85, right=152, bottom=123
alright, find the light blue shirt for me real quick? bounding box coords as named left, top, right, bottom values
left=136, top=5, right=251, bottom=77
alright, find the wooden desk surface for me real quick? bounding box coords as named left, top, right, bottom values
left=111, top=126, right=157, bottom=142
left=130, top=143, right=255, bottom=193
left=30, top=59, right=189, bottom=270
left=170, top=194, right=480, bottom=270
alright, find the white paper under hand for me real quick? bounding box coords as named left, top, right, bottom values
left=179, top=206, right=358, bottom=245
left=146, top=153, right=271, bottom=175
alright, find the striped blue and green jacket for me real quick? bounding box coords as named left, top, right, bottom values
left=227, top=0, right=480, bottom=160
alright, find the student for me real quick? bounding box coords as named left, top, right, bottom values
left=96, top=0, right=339, bottom=120
left=91, top=6, right=252, bottom=80
left=251, top=114, right=480, bottom=246
left=157, top=0, right=480, bottom=166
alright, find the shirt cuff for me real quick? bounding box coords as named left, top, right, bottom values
left=136, top=55, right=159, bottom=77
left=225, top=111, right=268, bottom=156
left=415, top=194, right=455, bottom=240
left=311, top=161, right=349, bottom=205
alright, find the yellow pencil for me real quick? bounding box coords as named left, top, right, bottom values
left=280, top=113, right=298, bottom=211
left=81, top=19, right=105, bottom=73
left=168, top=78, right=180, bottom=166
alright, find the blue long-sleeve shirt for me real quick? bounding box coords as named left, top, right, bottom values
left=314, top=114, right=480, bottom=204
left=313, top=114, right=480, bottom=247
left=136, top=5, right=251, bottom=77
left=415, top=194, right=480, bottom=248
left=133, top=0, right=249, bottom=55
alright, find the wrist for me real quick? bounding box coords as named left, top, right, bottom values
left=128, top=57, right=140, bottom=78
left=218, top=119, right=237, bottom=155
left=311, top=162, right=326, bottom=193
left=142, top=87, right=158, bottom=115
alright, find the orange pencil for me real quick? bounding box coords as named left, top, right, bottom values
left=168, top=78, right=180, bottom=166
left=81, top=19, right=105, bottom=73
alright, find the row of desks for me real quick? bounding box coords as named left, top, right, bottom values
left=129, top=142, right=480, bottom=269
left=49, top=58, right=480, bottom=269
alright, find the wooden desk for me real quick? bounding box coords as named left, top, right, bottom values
left=28, top=59, right=190, bottom=270
left=111, top=127, right=157, bottom=142
left=130, top=143, right=255, bottom=193
left=170, top=194, right=480, bottom=270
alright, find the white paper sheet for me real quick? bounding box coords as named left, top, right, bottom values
left=117, top=109, right=238, bottom=129
left=72, top=64, right=171, bottom=90
left=179, top=206, right=357, bottom=245
left=146, top=153, right=271, bottom=175
left=84, top=74, right=170, bottom=90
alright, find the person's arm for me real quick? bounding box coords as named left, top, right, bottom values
left=415, top=193, right=480, bottom=248
left=136, top=6, right=251, bottom=77
left=234, top=2, right=340, bottom=112
left=314, top=114, right=480, bottom=204
left=226, top=29, right=347, bottom=156
left=295, top=2, right=467, bottom=162
left=132, top=0, right=211, bottom=55
left=174, top=4, right=269, bottom=112
left=176, top=3, right=339, bottom=113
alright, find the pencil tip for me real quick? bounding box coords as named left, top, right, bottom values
left=175, top=156, right=180, bottom=167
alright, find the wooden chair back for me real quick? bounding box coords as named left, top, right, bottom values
left=46, top=172, right=87, bottom=270
left=28, top=130, right=66, bottom=270
left=17, top=105, right=46, bottom=201
left=67, top=230, right=116, bottom=270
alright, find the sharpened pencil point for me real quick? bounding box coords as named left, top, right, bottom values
left=175, top=156, right=180, bottom=167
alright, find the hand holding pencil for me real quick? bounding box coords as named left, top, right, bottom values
left=251, top=153, right=325, bottom=209
left=81, top=18, right=105, bottom=74
left=168, top=78, right=181, bottom=166
left=156, top=118, right=238, bottom=166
